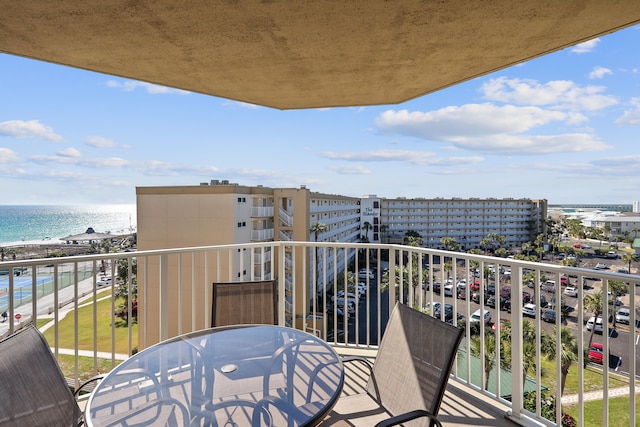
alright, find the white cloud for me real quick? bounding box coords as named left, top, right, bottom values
left=480, top=77, right=617, bottom=111
left=221, top=100, right=262, bottom=109
left=30, top=154, right=133, bottom=168
left=449, top=133, right=610, bottom=155
left=589, top=66, right=612, bottom=79
left=0, top=148, right=20, bottom=163
left=106, top=80, right=190, bottom=95
left=85, top=136, right=119, bottom=148
left=321, top=149, right=484, bottom=166
left=376, top=104, right=575, bottom=139
left=0, top=120, right=64, bottom=142
left=572, top=38, right=600, bottom=54
left=328, top=164, right=372, bottom=175
left=58, top=147, right=81, bottom=158
left=591, top=155, right=640, bottom=168
left=614, top=98, right=640, bottom=125
left=374, top=94, right=616, bottom=155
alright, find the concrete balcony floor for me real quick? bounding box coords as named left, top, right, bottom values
left=337, top=349, right=518, bottom=427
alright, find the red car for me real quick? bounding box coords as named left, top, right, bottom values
left=588, top=343, right=604, bottom=364
left=573, top=243, right=583, bottom=249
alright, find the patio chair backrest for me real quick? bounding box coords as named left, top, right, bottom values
left=212, top=279, right=277, bottom=327
left=368, top=303, right=464, bottom=419
left=0, top=324, right=83, bottom=427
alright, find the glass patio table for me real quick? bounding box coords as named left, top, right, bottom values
left=86, top=325, right=344, bottom=427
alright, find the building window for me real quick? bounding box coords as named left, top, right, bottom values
left=237, top=197, right=246, bottom=203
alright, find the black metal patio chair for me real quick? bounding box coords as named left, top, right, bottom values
left=319, top=302, right=464, bottom=427
left=0, top=324, right=102, bottom=426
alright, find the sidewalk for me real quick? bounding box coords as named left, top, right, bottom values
left=561, top=385, right=640, bottom=405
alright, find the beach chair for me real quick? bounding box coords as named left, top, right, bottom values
left=211, top=279, right=278, bottom=327
left=0, top=324, right=101, bottom=426
left=320, top=303, right=464, bottom=427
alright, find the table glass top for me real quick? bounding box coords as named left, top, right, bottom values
left=87, top=325, right=344, bottom=427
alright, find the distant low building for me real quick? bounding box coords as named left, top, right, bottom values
left=62, top=227, right=113, bottom=244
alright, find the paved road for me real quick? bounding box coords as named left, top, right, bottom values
left=0, top=271, right=111, bottom=337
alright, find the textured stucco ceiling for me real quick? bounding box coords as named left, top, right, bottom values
left=2, top=1, right=639, bottom=109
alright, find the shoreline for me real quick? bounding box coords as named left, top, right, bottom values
left=1, top=233, right=136, bottom=261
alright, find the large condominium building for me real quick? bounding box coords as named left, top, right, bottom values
left=374, top=196, right=547, bottom=250
left=136, top=182, right=546, bottom=340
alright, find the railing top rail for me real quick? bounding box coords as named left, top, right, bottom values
left=1, top=240, right=638, bottom=284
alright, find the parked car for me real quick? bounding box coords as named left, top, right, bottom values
left=542, top=309, right=556, bottom=323
left=523, top=303, right=537, bottom=317
left=443, top=283, right=454, bottom=297
left=594, top=262, right=608, bottom=270
left=424, top=302, right=454, bottom=323
left=586, top=316, right=603, bottom=333
left=469, top=309, right=491, bottom=325
left=563, top=286, right=578, bottom=297
left=588, top=342, right=605, bottom=364
left=606, top=251, right=618, bottom=259
left=615, top=307, right=630, bottom=325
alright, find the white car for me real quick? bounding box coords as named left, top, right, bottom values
left=615, top=308, right=630, bottom=325
left=444, top=283, right=454, bottom=297
left=563, top=286, right=578, bottom=297
left=469, top=309, right=491, bottom=325
left=523, top=303, right=537, bottom=317
left=586, top=316, right=603, bottom=333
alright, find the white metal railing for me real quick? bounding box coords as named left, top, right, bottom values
left=0, top=242, right=638, bottom=426
left=251, top=206, right=274, bottom=217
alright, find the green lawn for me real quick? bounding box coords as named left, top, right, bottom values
left=564, top=394, right=640, bottom=427
left=539, top=355, right=628, bottom=395
left=42, top=291, right=137, bottom=354
left=56, top=353, right=119, bottom=383
left=537, top=353, right=633, bottom=426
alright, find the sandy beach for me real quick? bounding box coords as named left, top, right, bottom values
left=0, top=240, right=93, bottom=261
left=1, top=233, right=135, bottom=261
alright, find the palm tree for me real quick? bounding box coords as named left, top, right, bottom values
left=440, top=236, right=459, bottom=251
left=622, top=252, right=638, bottom=274
left=310, top=221, right=327, bottom=242
left=609, top=280, right=628, bottom=326
left=362, top=221, right=372, bottom=241
left=380, top=224, right=388, bottom=243
left=443, top=261, right=453, bottom=280
left=632, top=227, right=639, bottom=239
left=583, top=291, right=604, bottom=349
left=602, top=224, right=612, bottom=246
left=310, top=222, right=328, bottom=293
left=545, top=326, right=579, bottom=395
left=470, top=329, right=499, bottom=390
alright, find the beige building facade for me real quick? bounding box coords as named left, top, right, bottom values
left=135, top=183, right=546, bottom=346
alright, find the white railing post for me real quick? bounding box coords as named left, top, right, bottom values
left=159, top=253, right=169, bottom=342
left=509, top=266, right=524, bottom=422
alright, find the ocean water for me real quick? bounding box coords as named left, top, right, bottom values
left=0, top=205, right=136, bottom=246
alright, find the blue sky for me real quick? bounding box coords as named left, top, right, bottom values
left=1, top=25, right=639, bottom=206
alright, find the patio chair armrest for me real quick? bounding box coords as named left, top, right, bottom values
left=73, top=374, right=106, bottom=398
left=374, top=409, right=442, bottom=427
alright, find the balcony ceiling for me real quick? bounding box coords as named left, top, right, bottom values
left=2, top=1, right=639, bottom=110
